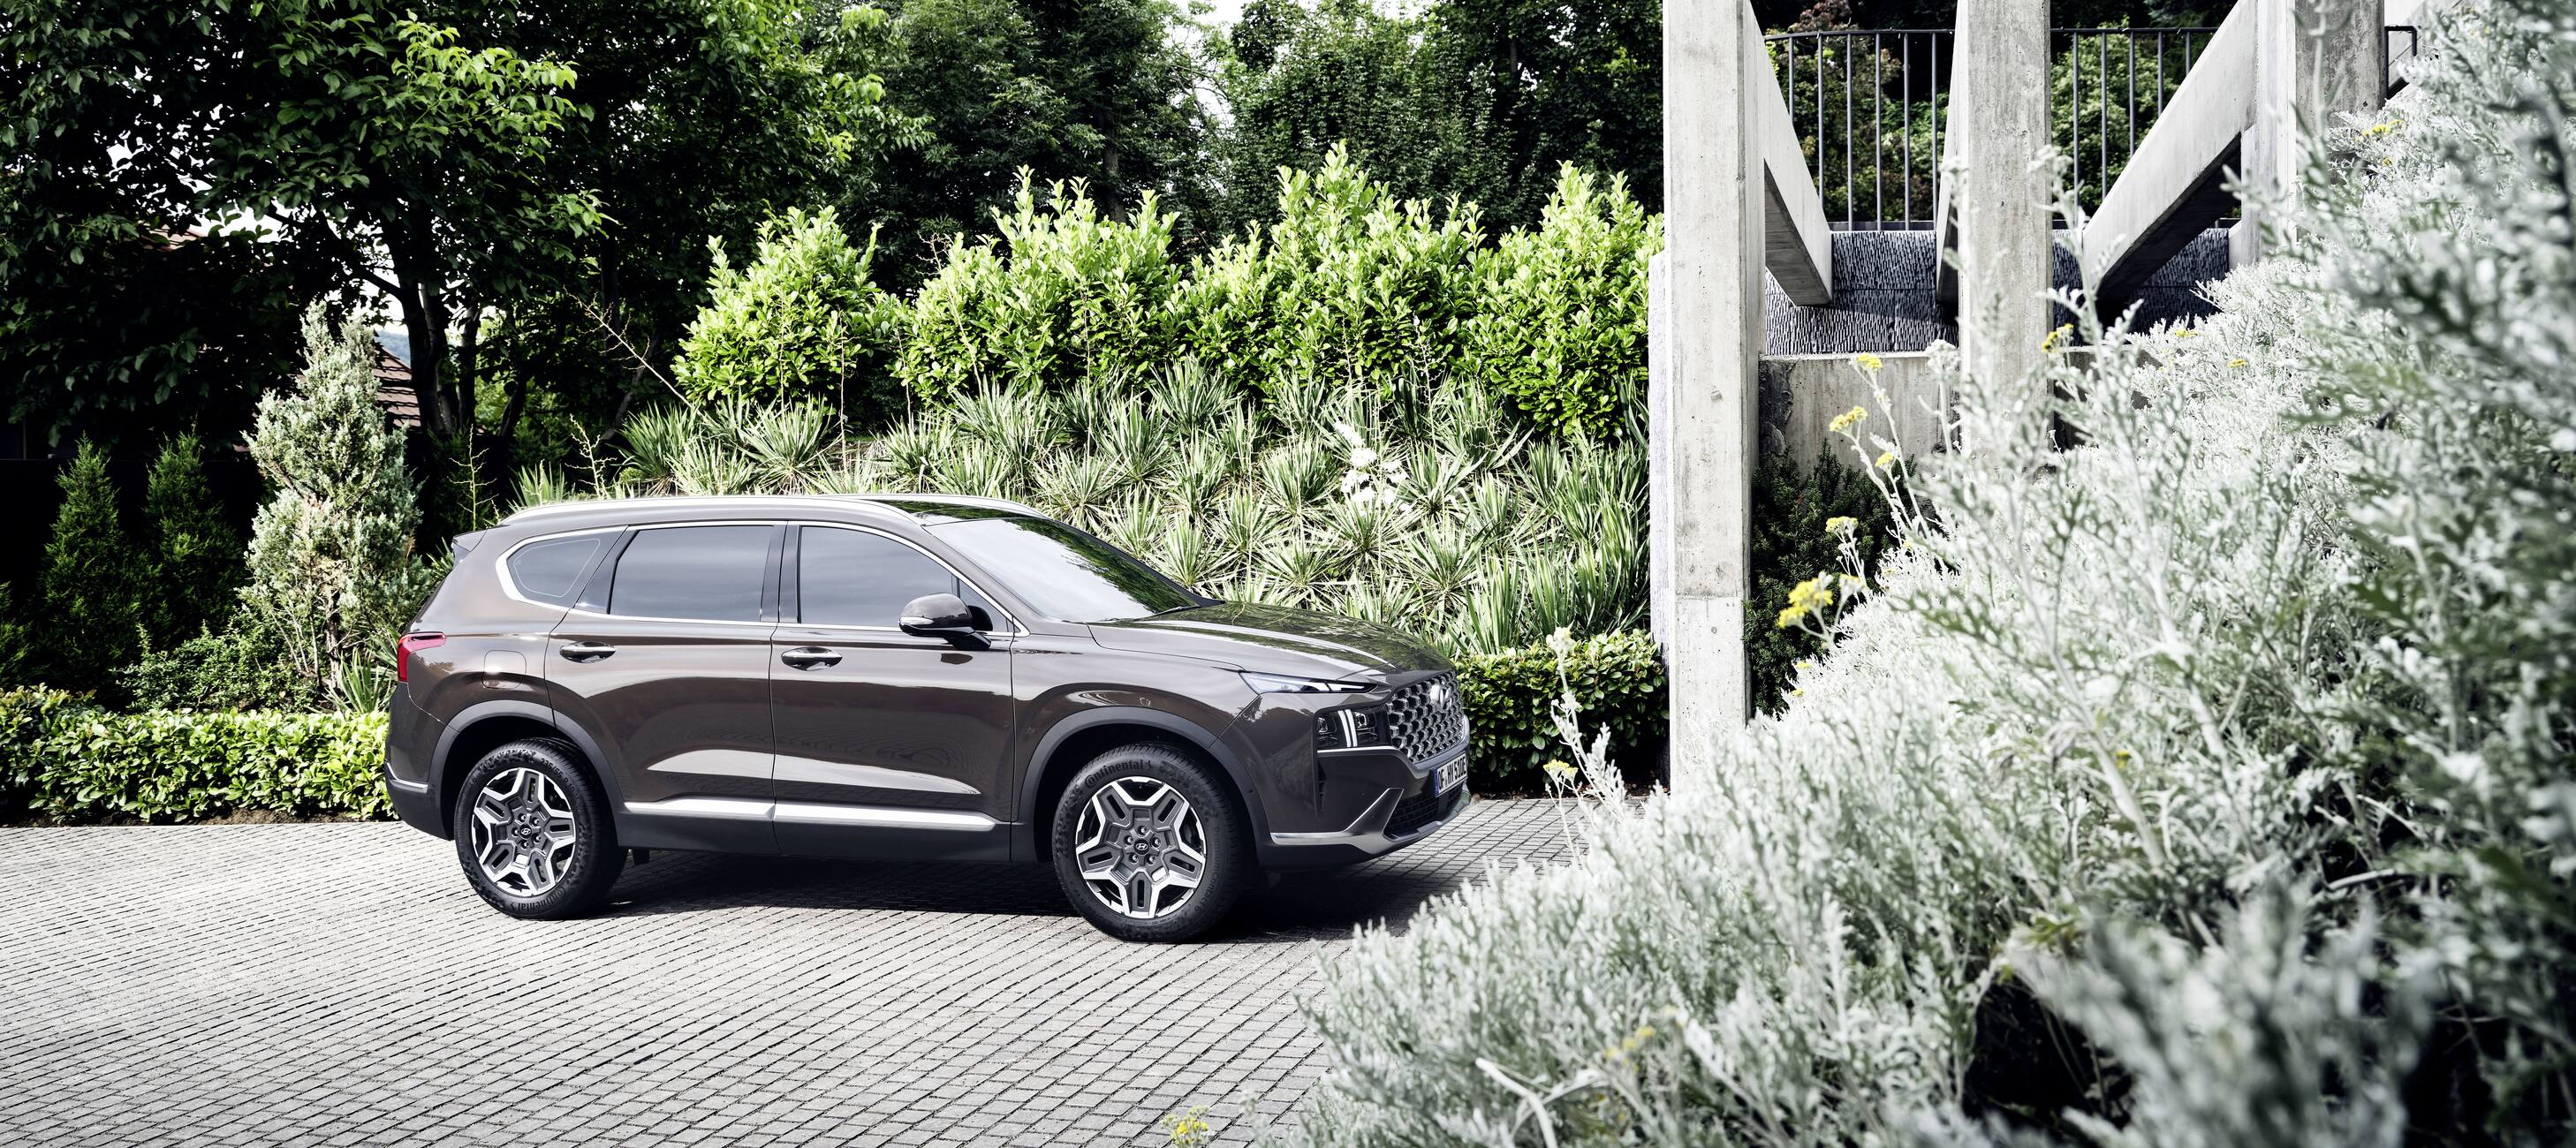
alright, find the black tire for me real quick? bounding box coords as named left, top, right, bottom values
left=1049, top=743, right=1254, bottom=942
left=450, top=738, right=623, bottom=919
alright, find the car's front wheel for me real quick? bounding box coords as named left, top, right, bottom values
left=451, top=738, right=622, bottom=919
left=1049, top=744, right=1252, bottom=942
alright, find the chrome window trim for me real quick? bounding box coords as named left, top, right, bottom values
left=548, top=519, right=784, bottom=627
left=787, top=521, right=1028, bottom=637
left=493, top=525, right=628, bottom=612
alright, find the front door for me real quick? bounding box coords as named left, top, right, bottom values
left=546, top=522, right=782, bottom=854
left=769, top=524, right=1015, bottom=861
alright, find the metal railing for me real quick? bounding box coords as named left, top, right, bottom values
left=1768, top=26, right=2219, bottom=229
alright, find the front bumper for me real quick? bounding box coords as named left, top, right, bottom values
left=1261, top=741, right=1471, bottom=870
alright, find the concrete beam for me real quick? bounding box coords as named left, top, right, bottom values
left=1945, top=0, right=2055, bottom=398
left=1655, top=0, right=1769, bottom=767
left=2082, top=1, right=2255, bottom=313
left=1756, top=72, right=1834, bottom=305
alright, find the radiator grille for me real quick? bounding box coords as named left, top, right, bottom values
left=1386, top=674, right=1466, bottom=763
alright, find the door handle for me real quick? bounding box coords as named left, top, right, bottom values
left=780, top=646, right=841, bottom=669
left=559, top=641, right=617, bottom=663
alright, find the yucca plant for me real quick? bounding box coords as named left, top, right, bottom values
left=1099, top=404, right=1171, bottom=488
left=670, top=438, right=756, bottom=495
left=1034, top=454, right=1119, bottom=527
left=1150, top=359, right=1237, bottom=429
left=739, top=401, right=837, bottom=493
left=1259, top=438, right=1338, bottom=508
left=512, top=464, right=579, bottom=511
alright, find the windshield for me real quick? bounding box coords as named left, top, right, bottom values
left=929, top=515, right=1201, bottom=623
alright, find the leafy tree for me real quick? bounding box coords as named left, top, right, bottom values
left=1209, top=0, right=1660, bottom=235
left=0, top=0, right=601, bottom=440
left=830, top=0, right=1208, bottom=283
left=140, top=430, right=244, bottom=646
left=34, top=442, right=144, bottom=694
left=240, top=307, right=422, bottom=699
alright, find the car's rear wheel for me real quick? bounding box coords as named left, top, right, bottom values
left=1050, top=744, right=1251, bottom=942
left=451, top=738, right=622, bottom=919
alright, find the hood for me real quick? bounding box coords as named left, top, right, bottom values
left=1087, top=601, right=1447, bottom=680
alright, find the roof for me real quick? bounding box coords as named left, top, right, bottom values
left=499, top=493, right=1048, bottom=528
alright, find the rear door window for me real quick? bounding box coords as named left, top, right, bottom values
left=607, top=525, right=776, bottom=622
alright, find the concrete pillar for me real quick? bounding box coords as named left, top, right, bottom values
left=1950, top=0, right=2055, bottom=401
left=1655, top=0, right=1767, bottom=775
left=2233, top=0, right=2384, bottom=265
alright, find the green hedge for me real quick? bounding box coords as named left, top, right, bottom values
left=1455, top=630, right=1665, bottom=794
left=0, top=689, right=390, bottom=824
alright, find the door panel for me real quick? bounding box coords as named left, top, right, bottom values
left=769, top=525, right=1015, bottom=861
left=546, top=523, right=782, bottom=854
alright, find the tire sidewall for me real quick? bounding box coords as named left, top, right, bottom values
left=1049, top=744, right=1252, bottom=942
left=451, top=739, right=621, bottom=919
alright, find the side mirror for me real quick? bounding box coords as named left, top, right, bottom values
left=900, top=593, right=983, bottom=644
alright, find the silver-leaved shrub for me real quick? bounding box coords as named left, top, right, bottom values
left=1287, top=2, right=2574, bottom=1144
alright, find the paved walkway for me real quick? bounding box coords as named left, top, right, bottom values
left=0, top=799, right=1573, bottom=1147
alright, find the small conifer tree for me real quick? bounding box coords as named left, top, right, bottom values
left=240, top=306, right=420, bottom=696
left=141, top=429, right=242, bottom=644
left=35, top=442, right=143, bottom=692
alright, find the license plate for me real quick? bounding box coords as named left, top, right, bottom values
left=1435, top=754, right=1467, bottom=794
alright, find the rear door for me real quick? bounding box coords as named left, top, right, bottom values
left=546, top=522, right=783, bottom=853
left=768, top=523, right=1015, bottom=861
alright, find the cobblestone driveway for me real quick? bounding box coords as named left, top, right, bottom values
left=0, top=799, right=1571, bottom=1148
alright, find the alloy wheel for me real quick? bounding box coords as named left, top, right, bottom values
left=1072, top=777, right=1208, bottom=919
left=468, top=767, right=579, bottom=897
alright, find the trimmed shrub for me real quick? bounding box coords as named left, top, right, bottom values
left=900, top=177, right=1188, bottom=398
left=1455, top=631, right=1664, bottom=793
left=119, top=617, right=318, bottom=714
left=140, top=428, right=243, bottom=645
left=0, top=687, right=388, bottom=823
left=1461, top=167, right=1660, bottom=438
left=34, top=441, right=143, bottom=694
left=673, top=207, right=907, bottom=424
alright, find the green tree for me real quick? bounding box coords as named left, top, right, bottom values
left=830, top=0, right=1208, bottom=283
left=0, top=582, right=31, bottom=688
left=241, top=307, right=422, bottom=699
left=674, top=208, right=905, bottom=422
left=34, top=442, right=145, bottom=694
left=0, top=0, right=600, bottom=440
left=1209, top=0, right=1661, bottom=235
left=140, top=430, right=245, bottom=646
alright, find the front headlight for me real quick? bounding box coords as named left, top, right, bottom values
left=1240, top=671, right=1373, bottom=694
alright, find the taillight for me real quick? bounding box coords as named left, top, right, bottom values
left=396, top=632, right=446, bottom=684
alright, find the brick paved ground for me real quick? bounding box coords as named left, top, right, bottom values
left=0, top=799, right=1574, bottom=1148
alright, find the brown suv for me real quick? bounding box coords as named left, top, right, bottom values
left=383, top=495, right=1471, bottom=941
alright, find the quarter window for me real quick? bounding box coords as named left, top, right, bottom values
left=798, top=527, right=962, bottom=628
left=505, top=534, right=607, bottom=605
left=607, top=525, right=774, bottom=622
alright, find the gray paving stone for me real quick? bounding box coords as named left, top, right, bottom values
left=0, top=798, right=1572, bottom=1146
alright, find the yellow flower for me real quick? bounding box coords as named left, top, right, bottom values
left=1875, top=450, right=1896, bottom=469
left=2228, top=357, right=2248, bottom=368
left=1851, top=351, right=1883, bottom=374
left=1541, top=759, right=1577, bottom=782
left=1788, top=687, right=1805, bottom=697
left=1838, top=573, right=1864, bottom=590
left=2174, top=328, right=2197, bottom=339
left=1824, top=515, right=1857, bottom=536
left=1829, top=404, right=1869, bottom=434
left=2040, top=323, right=2073, bottom=351
left=2364, top=116, right=2403, bottom=138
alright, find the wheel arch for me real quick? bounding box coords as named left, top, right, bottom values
left=431, top=700, right=620, bottom=838
left=1015, top=708, right=1265, bottom=863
